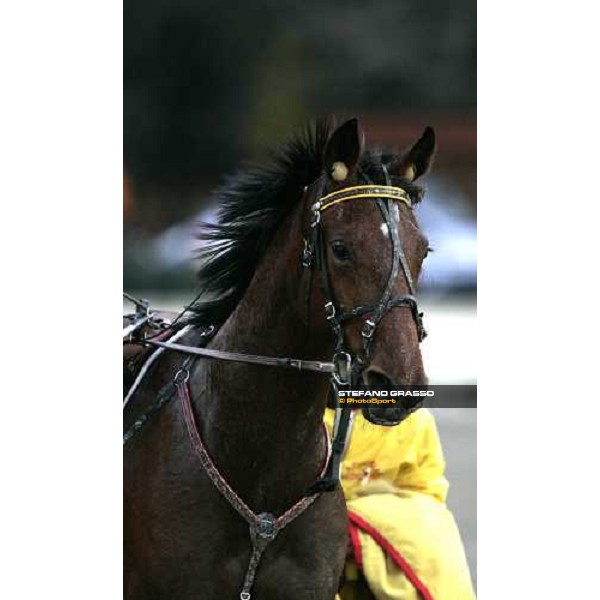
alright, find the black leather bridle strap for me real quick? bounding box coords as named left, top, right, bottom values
left=390, top=201, right=416, bottom=296
left=381, top=163, right=416, bottom=296
left=317, top=225, right=345, bottom=353
left=360, top=197, right=400, bottom=351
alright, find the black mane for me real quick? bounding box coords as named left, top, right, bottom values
left=187, top=118, right=424, bottom=326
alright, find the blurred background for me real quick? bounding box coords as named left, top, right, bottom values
left=124, top=0, right=476, bottom=584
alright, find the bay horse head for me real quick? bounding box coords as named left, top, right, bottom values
left=301, top=118, right=436, bottom=395
left=190, top=116, right=435, bottom=424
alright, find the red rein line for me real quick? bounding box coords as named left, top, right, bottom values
left=347, top=511, right=434, bottom=600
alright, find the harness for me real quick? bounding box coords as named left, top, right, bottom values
left=123, top=171, right=427, bottom=599
left=176, top=366, right=331, bottom=600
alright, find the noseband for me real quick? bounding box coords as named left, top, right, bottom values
left=301, top=169, right=427, bottom=388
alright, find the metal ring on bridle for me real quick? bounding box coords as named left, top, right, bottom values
left=331, top=351, right=352, bottom=386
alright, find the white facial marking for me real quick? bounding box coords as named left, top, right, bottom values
left=380, top=222, right=389, bottom=237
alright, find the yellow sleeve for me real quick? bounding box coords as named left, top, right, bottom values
left=392, top=408, right=449, bottom=504
left=343, top=411, right=475, bottom=599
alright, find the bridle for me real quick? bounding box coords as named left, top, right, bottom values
left=301, top=167, right=426, bottom=389
left=294, top=167, right=428, bottom=486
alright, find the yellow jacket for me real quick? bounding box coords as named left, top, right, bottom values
left=324, top=408, right=476, bottom=600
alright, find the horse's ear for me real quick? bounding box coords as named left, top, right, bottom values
left=323, top=118, right=364, bottom=182
left=391, top=126, right=436, bottom=182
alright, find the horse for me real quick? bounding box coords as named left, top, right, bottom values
left=123, top=116, right=436, bottom=600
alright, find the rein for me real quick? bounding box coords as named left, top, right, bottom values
left=144, top=338, right=335, bottom=374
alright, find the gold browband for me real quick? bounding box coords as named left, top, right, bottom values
left=316, top=185, right=411, bottom=212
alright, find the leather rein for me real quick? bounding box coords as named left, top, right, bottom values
left=146, top=338, right=336, bottom=375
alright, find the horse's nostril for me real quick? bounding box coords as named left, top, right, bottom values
left=362, top=369, right=396, bottom=389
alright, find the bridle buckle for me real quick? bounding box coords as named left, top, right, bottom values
left=301, top=238, right=313, bottom=268
left=361, top=319, right=376, bottom=340
left=310, top=208, right=321, bottom=228
left=324, top=302, right=336, bottom=321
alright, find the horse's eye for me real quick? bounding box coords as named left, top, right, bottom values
left=330, top=240, right=352, bottom=262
